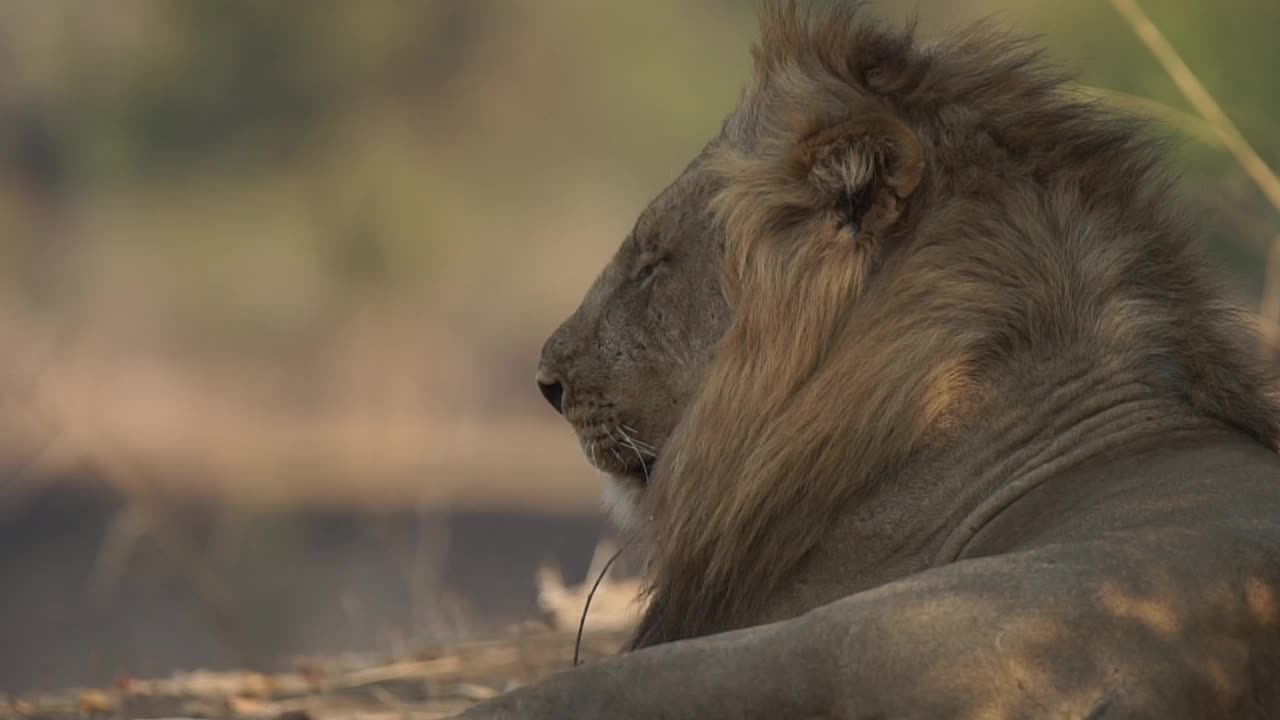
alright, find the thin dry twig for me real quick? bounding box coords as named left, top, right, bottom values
left=573, top=543, right=627, bottom=667
left=1107, top=0, right=1280, bottom=352
left=1073, top=84, right=1223, bottom=148
left=1107, top=0, right=1280, bottom=213
left=1260, top=237, right=1280, bottom=356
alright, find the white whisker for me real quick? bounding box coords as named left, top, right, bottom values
left=627, top=436, right=658, bottom=456
left=619, top=429, right=651, bottom=483
left=620, top=425, right=658, bottom=453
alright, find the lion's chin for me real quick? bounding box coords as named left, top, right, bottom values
left=602, top=473, right=645, bottom=531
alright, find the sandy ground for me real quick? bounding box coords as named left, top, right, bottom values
left=3, top=626, right=630, bottom=720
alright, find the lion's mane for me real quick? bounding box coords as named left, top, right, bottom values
left=631, top=0, right=1279, bottom=648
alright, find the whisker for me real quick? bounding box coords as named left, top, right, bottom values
left=602, top=428, right=633, bottom=466
left=617, top=425, right=650, bottom=447
left=620, top=425, right=658, bottom=453
left=625, top=436, right=658, bottom=457
left=619, top=429, right=651, bottom=483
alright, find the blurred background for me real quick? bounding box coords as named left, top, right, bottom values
left=1, top=0, right=1277, bottom=693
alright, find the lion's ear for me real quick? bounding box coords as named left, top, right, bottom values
left=794, top=115, right=924, bottom=244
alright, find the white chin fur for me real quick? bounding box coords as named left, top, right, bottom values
left=602, top=474, right=643, bottom=531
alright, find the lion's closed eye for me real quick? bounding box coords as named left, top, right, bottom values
left=635, top=254, right=667, bottom=286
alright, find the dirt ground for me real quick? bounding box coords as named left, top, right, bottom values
left=3, top=626, right=629, bottom=720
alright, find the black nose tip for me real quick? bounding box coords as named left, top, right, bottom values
left=537, top=376, right=564, bottom=414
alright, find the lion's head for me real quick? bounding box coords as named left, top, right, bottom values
left=536, top=159, right=730, bottom=529
left=537, top=1, right=1280, bottom=646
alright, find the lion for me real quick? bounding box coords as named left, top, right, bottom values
left=463, top=2, right=1280, bottom=717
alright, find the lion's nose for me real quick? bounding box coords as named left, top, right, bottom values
left=536, top=368, right=565, bottom=415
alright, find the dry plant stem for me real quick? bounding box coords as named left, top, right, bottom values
left=1107, top=0, right=1280, bottom=213
left=573, top=543, right=626, bottom=667
left=1261, top=237, right=1280, bottom=355
left=1074, top=85, right=1222, bottom=148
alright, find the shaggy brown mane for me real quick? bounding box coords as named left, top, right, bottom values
left=631, top=0, right=1280, bottom=647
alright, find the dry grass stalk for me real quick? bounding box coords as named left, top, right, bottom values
left=1107, top=0, right=1280, bottom=213
left=1107, top=0, right=1280, bottom=354
left=1260, top=237, right=1280, bottom=356
left=535, top=539, right=641, bottom=633
left=1073, top=84, right=1223, bottom=149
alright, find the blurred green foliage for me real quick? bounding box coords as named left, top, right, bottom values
left=0, top=0, right=1275, bottom=357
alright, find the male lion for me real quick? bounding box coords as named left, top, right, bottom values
left=463, top=2, right=1280, bottom=717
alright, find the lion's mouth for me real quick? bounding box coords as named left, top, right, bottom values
left=574, top=423, right=659, bottom=485
left=613, top=463, right=653, bottom=486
